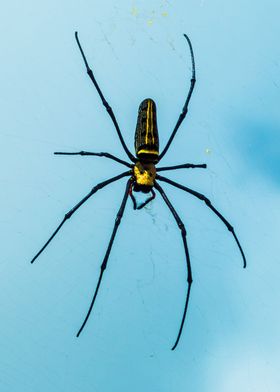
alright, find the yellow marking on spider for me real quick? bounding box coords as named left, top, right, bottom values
left=133, top=162, right=156, bottom=187
left=145, top=100, right=150, bottom=145
left=137, top=149, right=159, bottom=156
left=145, top=99, right=155, bottom=145
left=150, top=100, right=155, bottom=144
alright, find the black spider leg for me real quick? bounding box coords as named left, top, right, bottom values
left=76, top=178, right=132, bottom=337
left=128, top=182, right=137, bottom=210
left=157, top=175, right=247, bottom=268
left=159, top=34, right=196, bottom=162
left=128, top=181, right=156, bottom=210
left=54, top=151, right=132, bottom=168
left=154, top=182, right=192, bottom=350
left=30, top=171, right=131, bottom=264
left=136, top=189, right=156, bottom=210
left=75, top=32, right=136, bottom=163
left=157, top=163, right=207, bottom=172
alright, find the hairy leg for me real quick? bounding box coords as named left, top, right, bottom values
left=54, top=151, right=132, bottom=168
left=30, top=171, right=131, bottom=264
left=76, top=178, right=132, bottom=336
left=155, top=182, right=193, bottom=350
left=157, top=174, right=246, bottom=268
left=75, top=32, right=136, bottom=162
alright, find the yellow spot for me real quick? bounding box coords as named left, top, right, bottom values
left=147, top=19, right=154, bottom=26
left=161, top=11, right=168, bottom=17
left=131, top=6, right=139, bottom=16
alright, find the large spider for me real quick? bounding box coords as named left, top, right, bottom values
left=31, top=32, right=246, bottom=350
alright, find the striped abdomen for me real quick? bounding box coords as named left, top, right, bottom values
left=134, top=98, right=159, bottom=163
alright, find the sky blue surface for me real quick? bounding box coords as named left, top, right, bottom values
left=1, top=1, right=280, bottom=391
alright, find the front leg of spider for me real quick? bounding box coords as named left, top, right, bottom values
left=76, top=178, right=132, bottom=337
left=30, top=171, right=131, bottom=264
left=155, top=182, right=193, bottom=350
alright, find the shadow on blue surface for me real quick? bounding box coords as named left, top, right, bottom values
left=235, top=120, right=280, bottom=185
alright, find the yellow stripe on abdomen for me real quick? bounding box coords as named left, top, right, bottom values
left=145, top=99, right=155, bottom=146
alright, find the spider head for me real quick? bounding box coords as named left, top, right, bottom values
left=134, top=98, right=159, bottom=163
left=133, top=161, right=156, bottom=193
left=133, top=183, right=153, bottom=194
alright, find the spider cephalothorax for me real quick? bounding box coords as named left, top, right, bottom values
left=31, top=32, right=246, bottom=351
left=130, top=160, right=157, bottom=209
left=133, top=161, right=156, bottom=192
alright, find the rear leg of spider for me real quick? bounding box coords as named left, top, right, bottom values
left=75, top=32, right=136, bottom=162
left=155, top=182, right=193, bottom=350
left=159, top=34, right=196, bottom=161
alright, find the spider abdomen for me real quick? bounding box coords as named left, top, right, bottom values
left=134, top=98, right=159, bottom=163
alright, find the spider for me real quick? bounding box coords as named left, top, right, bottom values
left=31, top=32, right=246, bottom=350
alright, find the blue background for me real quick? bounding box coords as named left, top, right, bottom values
left=1, top=0, right=279, bottom=391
